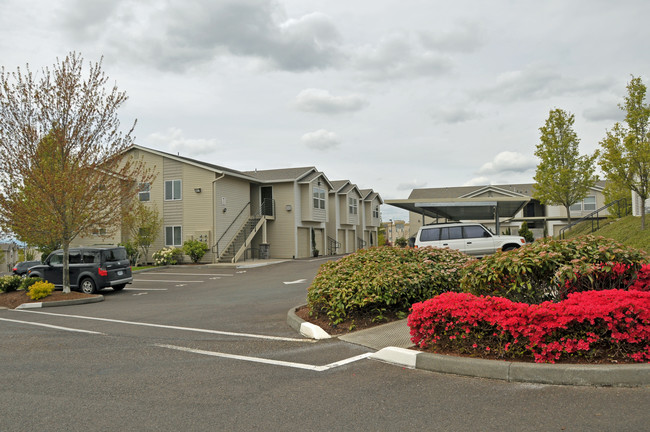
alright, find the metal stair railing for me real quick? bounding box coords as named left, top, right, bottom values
left=212, top=202, right=251, bottom=259
left=559, top=198, right=628, bottom=239
left=327, top=236, right=341, bottom=255
left=357, top=237, right=367, bottom=250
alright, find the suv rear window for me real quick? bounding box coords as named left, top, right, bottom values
left=102, top=248, right=127, bottom=262
left=420, top=228, right=440, bottom=242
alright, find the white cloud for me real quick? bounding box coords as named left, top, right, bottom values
left=146, top=128, right=220, bottom=156
left=583, top=102, right=624, bottom=122
left=464, top=176, right=491, bottom=186
left=432, top=107, right=481, bottom=124
left=397, top=180, right=428, bottom=191
left=300, top=129, right=341, bottom=151
left=294, top=88, right=368, bottom=114
left=418, top=22, right=484, bottom=53
left=477, top=151, right=536, bottom=175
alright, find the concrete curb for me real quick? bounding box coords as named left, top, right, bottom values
left=288, top=305, right=650, bottom=387
left=287, top=305, right=331, bottom=340
left=15, top=295, right=104, bottom=309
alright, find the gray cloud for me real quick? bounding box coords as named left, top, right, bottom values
left=432, top=106, right=482, bottom=124
left=418, top=22, right=483, bottom=54
left=474, top=65, right=615, bottom=102
left=294, top=88, right=368, bottom=114
left=146, top=128, right=220, bottom=156
left=352, top=32, right=453, bottom=80
left=583, top=102, right=624, bottom=122
left=61, top=0, right=343, bottom=72
left=397, top=180, right=428, bottom=191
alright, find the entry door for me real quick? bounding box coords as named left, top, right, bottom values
left=261, top=186, right=273, bottom=216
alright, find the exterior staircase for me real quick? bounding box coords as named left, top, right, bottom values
left=217, top=216, right=264, bottom=263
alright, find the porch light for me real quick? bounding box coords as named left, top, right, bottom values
left=194, top=187, right=202, bottom=193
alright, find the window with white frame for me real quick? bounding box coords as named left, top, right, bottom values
left=348, top=197, right=358, bottom=215
left=139, top=182, right=150, bottom=201
left=165, top=179, right=182, bottom=201
left=165, top=226, right=182, bottom=246
left=313, top=187, right=325, bottom=209
left=570, top=196, right=596, bottom=212
left=373, top=205, right=379, bottom=219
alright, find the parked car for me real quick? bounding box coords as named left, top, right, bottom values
left=12, top=260, right=42, bottom=277
left=28, top=246, right=132, bottom=294
left=414, top=222, right=526, bottom=257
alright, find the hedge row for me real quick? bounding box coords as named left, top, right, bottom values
left=408, top=290, right=650, bottom=363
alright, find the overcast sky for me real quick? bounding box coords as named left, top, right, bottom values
left=2, top=0, right=648, bottom=221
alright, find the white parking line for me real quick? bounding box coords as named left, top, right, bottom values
left=140, top=272, right=233, bottom=277
left=0, top=317, right=104, bottom=335
left=15, top=310, right=313, bottom=343
left=156, top=344, right=372, bottom=371
left=125, top=288, right=168, bottom=291
left=134, top=280, right=203, bottom=283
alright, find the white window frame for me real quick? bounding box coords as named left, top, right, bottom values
left=348, top=197, right=358, bottom=215
left=139, top=182, right=151, bottom=202
left=570, top=195, right=596, bottom=212
left=313, top=187, right=325, bottom=210
left=165, top=179, right=182, bottom=201
left=373, top=205, right=380, bottom=219
left=165, top=226, right=183, bottom=246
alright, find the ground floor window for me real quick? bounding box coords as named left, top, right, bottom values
left=165, top=226, right=182, bottom=246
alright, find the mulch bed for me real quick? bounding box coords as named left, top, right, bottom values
left=0, top=290, right=99, bottom=309
left=294, top=305, right=404, bottom=336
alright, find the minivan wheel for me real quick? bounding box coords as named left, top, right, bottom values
left=80, top=278, right=97, bottom=294
left=113, top=284, right=126, bottom=291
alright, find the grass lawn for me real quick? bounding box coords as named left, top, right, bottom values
left=561, top=215, right=650, bottom=252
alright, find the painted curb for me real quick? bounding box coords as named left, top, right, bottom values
left=15, top=295, right=104, bottom=309
left=299, top=322, right=331, bottom=340
left=288, top=305, right=650, bottom=387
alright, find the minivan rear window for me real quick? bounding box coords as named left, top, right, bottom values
left=102, top=248, right=127, bottom=262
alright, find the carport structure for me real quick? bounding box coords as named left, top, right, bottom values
left=385, top=196, right=530, bottom=233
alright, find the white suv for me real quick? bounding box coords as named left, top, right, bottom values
left=414, top=222, right=526, bottom=257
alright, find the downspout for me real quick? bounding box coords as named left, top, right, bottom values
left=212, top=173, right=226, bottom=263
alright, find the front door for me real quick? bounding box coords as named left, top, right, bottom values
left=261, top=186, right=273, bottom=216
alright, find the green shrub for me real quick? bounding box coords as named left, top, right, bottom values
left=460, top=235, right=649, bottom=304
left=27, top=281, right=55, bottom=300
left=20, top=277, right=43, bottom=292
left=518, top=221, right=535, bottom=243
left=0, top=275, right=23, bottom=293
left=183, top=240, right=209, bottom=263
left=307, top=246, right=474, bottom=326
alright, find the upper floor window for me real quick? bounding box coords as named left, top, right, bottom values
left=348, top=197, right=358, bottom=215
left=373, top=206, right=380, bottom=219
left=139, top=182, right=150, bottom=202
left=570, top=196, right=596, bottom=212
left=313, top=187, right=325, bottom=209
left=165, top=179, right=182, bottom=201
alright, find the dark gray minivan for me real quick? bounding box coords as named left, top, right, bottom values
left=28, top=246, right=132, bottom=294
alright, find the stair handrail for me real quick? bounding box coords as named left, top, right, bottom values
left=559, top=198, right=628, bottom=239
left=212, top=202, right=251, bottom=257
left=327, top=236, right=340, bottom=255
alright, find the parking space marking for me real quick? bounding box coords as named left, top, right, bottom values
left=124, top=288, right=168, bottom=291
left=156, top=344, right=372, bottom=371
left=0, top=317, right=104, bottom=335
left=283, top=279, right=306, bottom=285
left=134, top=280, right=203, bottom=283
left=140, top=272, right=233, bottom=277
left=15, top=310, right=313, bottom=343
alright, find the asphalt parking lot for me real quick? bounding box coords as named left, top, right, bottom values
left=1, top=260, right=649, bottom=431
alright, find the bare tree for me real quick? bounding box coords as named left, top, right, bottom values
left=0, top=52, right=153, bottom=293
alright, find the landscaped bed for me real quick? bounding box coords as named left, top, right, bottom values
left=0, top=290, right=98, bottom=309
left=302, top=236, right=650, bottom=364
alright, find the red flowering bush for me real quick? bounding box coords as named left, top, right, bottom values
left=307, top=246, right=473, bottom=326
left=461, top=236, right=648, bottom=304
left=408, top=290, right=650, bottom=363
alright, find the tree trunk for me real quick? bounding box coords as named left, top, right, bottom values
left=62, top=242, right=71, bottom=293
left=642, top=203, right=646, bottom=231
left=565, top=205, right=572, bottom=228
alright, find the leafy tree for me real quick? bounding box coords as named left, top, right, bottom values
left=602, top=181, right=632, bottom=218
left=533, top=108, right=598, bottom=226
left=599, top=76, right=650, bottom=229
left=123, top=201, right=162, bottom=265
left=0, top=53, right=153, bottom=292
left=518, top=221, right=534, bottom=243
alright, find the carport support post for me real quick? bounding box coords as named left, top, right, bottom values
left=494, top=205, right=500, bottom=234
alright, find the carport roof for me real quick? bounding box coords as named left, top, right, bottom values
left=385, top=197, right=530, bottom=221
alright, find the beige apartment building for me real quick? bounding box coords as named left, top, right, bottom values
left=76, top=145, right=382, bottom=263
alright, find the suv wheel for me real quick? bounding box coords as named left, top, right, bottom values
left=113, top=284, right=126, bottom=291
left=80, top=278, right=97, bottom=294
